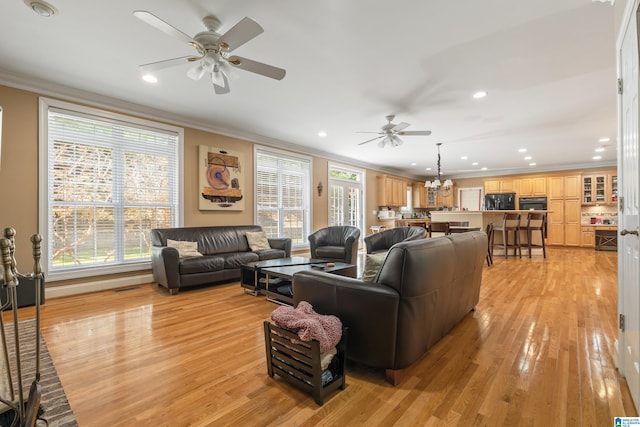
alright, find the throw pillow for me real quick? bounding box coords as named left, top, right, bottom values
left=246, top=231, right=271, bottom=252
left=166, top=239, right=203, bottom=258
left=361, top=252, right=386, bottom=282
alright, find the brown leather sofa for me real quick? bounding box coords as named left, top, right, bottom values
left=151, top=225, right=291, bottom=294
left=292, top=231, right=486, bottom=385
left=364, top=226, right=427, bottom=254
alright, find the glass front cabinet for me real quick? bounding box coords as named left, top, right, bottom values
left=582, top=173, right=617, bottom=205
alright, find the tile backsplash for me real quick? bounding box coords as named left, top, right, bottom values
left=581, top=205, right=618, bottom=225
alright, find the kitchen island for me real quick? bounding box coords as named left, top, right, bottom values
left=430, top=210, right=552, bottom=256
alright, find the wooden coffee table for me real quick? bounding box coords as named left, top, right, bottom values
left=262, top=262, right=357, bottom=306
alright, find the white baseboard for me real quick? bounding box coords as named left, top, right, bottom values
left=46, top=274, right=154, bottom=299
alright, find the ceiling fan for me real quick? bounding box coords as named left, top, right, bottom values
left=133, top=10, right=286, bottom=94
left=357, top=115, right=432, bottom=148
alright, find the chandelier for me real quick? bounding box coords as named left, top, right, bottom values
left=424, top=143, right=453, bottom=195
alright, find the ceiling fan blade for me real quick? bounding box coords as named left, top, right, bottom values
left=139, top=56, right=192, bottom=72
left=358, top=135, right=384, bottom=146
left=212, top=65, right=230, bottom=94
left=392, top=122, right=410, bottom=132
left=398, top=130, right=432, bottom=136
left=133, top=11, right=197, bottom=46
left=217, top=17, right=264, bottom=52
left=227, top=56, right=286, bottom=80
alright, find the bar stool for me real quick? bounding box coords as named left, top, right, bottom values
left=485, top=222, right=494, bottom=266
left=428, top=222, right=450, bottom=238
left=492, top=212, right=521, bottom=259
left=522, top=212, right=546, bottom=258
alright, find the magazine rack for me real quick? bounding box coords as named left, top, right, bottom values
left=0, top=228, right=44, bottom=426
left=264, top=321, right=346, bottom=405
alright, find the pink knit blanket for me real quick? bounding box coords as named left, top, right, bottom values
left=271, top=301, right=342, bottom=352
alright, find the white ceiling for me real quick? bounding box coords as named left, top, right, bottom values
left=0, top=0, right=618, bottom=179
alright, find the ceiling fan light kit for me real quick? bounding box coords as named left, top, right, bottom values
left=133, top=11, right=286, bottom=94
left=357, top=115, right=431, bottom=148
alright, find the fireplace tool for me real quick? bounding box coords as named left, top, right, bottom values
left=0, top=228, right=44, bottom=427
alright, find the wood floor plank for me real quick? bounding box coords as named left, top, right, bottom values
left=5, top=246, right=638, bottom=425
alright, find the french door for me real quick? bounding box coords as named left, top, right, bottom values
left=618, top=1, right=640, bottom=412
left=328, top=164, right=363, bottom=232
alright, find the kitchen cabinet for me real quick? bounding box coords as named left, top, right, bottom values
left=547, top=174, right=582, bottom=246
left=609, top=174, right=618, bottom=205
left=484, top=180, right=500, bottom=193
left=547, top=199, right=565, bottom=245
left=564, top=199, right=581, bottom=246
left=484, top=179, right=518, bottom=194
left=377, top=175, right=408, bottom=207
left=582, top=174, right=607, bottom=205
left=412, top=182, right=427, bottom=209
left=564, top=175, right=582, bottom=199
left=548, top=176, right=564, bottom=199
left=581, top=226, right=595, bottom=247
left=519, top=177, right=546, bottom=196
left=437, top=189, right=455, bottom=208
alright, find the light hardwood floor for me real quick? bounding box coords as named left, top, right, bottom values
left=11, top=247, right=639, bottom=426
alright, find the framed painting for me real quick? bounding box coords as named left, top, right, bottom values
left=198, top=145, right=245, bottom=211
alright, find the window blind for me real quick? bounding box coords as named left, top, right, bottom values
left=255, top=148, right=310, bottom=246
left=44, top=104, right=180, bottom=278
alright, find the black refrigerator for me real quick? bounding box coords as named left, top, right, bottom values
left=484, top=193, right=516, bottom=210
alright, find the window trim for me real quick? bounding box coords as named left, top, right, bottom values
left=253, top=145, right=313, bottom=250
left=38, top=97, right=184, bottom=281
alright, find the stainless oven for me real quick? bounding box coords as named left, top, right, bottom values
left=519, top=197, right=548, bottom=237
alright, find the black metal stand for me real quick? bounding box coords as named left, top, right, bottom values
left=0, top=228, right=44, bottom=426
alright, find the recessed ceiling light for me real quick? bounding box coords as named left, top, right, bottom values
left=142, top=74, right=158, bottom=83
left=318, top=131, right=327, bottom=137
left=518, top=148, right=527, bottom=153
left=593, top=155, right=602, bottom=160
left=411, top=162, right=417, bottom=166
left=473, top=91, right=488, bottom=99
left=599, top=137, right=610, bottom=142
left=24, top=0, right=58, bottom=17
left=529, top=162, right=537, bottom=166
left=472, top=162, right=479, bottom=166
left=524, top=156, right=532, bottom=160
left=461, top=156, right=468, bottom=160
left=425, top=167, right=432, bottom=171
left=595, top=147, right=605, bottom=152
left=481, top=167, right=488, bottom=171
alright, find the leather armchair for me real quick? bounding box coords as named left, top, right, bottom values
left=308, top=226, right=360, bottom=265
left=364, top=226, right=426, bottom=254
left=293, top=231, right=487, bottom=385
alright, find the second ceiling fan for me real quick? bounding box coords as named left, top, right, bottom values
left=357, top=115, right=432, bottom=148
left=133, top=10, right=286, bottom=94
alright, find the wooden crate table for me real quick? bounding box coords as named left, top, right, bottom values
left=263, top=321, right=347, bottom=405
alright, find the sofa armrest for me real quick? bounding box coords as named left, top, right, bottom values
left=364, top=232, right=386, bottom=254
left=268, top=237, right=291, bottom=257
left=151, top=246, right=181, bottom=292
left=292, top=270, right=400, bottom=369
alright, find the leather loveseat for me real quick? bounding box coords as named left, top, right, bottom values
left=151, top=225, right=291, bottom=295
left=364, top=226, right=427, bottom=254
left=292, top=231, right=486, bottom=385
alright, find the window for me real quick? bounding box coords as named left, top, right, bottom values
left=328, top=164, right=364, bottom=230
left=255, top=147, right=311, bottom=247
left=39, top=98, right=183, bottom=280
